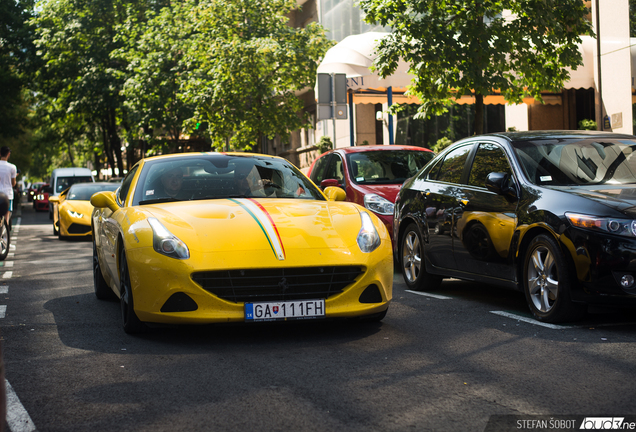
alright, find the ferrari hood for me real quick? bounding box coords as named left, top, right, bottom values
left=142, top=198, right=366, bottom=257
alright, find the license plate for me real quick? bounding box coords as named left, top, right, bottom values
left=245, top=299, right=325, bottom=322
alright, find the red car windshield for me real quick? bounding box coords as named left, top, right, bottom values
left=346, top=150, right=434, bottom=185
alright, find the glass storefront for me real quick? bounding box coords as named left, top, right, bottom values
left=320, top=0, right=385, bottom=41
left=395, top=104, right=505, bottom=149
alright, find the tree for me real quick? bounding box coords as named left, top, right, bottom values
left=178, top=0, right=333, bottom=150
left=360, top=0, right=594, bottom=134
left=0, top=0, right=36, bottom=140
left=112, top=1, right=198, bottom=154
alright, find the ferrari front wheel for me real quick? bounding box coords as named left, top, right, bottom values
left=119, top=248, right=146, bottom=334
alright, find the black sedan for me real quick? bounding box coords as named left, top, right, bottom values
left=393, top=131, right=636, bottom=323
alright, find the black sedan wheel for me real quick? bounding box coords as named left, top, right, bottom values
left=0, top=221, right=9, bottom=261
left=400, top=223, right=442, bottom=291
left=93, top=241, right=114, bottom=300
left=523, top=234, right=585, bottom=323
left=119, top=248, right=146, bottom=334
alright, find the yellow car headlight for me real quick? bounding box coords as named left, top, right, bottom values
left=68, top=209, right=84, bottom=218
left=148, top=217, right=190, bottom=259
left=357, top=211, right=381, bottom=253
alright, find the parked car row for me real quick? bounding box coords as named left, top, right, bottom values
left=32, top=131, right=636, bottom=333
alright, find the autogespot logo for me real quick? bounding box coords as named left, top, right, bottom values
left=580, top=418, right=628, bottom=430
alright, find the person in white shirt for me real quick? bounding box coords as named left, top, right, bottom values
left=0, top=147, right=17, bottom=227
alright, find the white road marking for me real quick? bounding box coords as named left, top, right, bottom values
left=4, top=261, right=13, bottom=267
left=490, top=311, right=573, bottom=329
left=405, top=290, right=453, bottom=300
left=0, top=305, right=5, bottom=318
left=6, top=379, right=37, bottom=432
left=7, top=253, right=14, bottom=258
left=2, top=271, right=12, bottom=279
left=0, top=285, right=7, bottom=294
left=20, top=258, right=90, bottom=265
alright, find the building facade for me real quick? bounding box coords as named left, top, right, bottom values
left=281, top=0, right=634, bottom=171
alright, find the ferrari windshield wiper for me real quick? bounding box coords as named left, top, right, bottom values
left=138, top=197, right=180, bottom=205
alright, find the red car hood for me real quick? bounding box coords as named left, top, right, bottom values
left=352, top=183, right=402, bottom=203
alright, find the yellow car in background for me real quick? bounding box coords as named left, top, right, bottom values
left=50, top=182, right=121, bottom=239
left=91, top=152, right=393, bottom=334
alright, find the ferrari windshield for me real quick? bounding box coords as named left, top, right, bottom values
left=346, top=150, right=434, bottom=184
left=67, top=183, right=119, bottom=201
left=513, top=138, right=636, bottom=186
left=135, top=154, right=325, bottom=205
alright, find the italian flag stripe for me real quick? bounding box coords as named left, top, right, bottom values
left=229, top=198, right=286, bottom=261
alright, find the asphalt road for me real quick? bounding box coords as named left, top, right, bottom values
left=2, top=198, right=636, bottom=432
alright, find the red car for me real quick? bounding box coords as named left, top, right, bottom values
left=33, top=184, right=52, bottom=212
left=27, top=182, right=46, bottom=202
left=308, top=145, right=434, bottom=237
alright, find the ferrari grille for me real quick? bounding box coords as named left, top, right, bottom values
left=192, top=266, right=364, bottom=303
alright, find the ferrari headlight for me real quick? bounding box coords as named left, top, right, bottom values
left=36, top=194, right=44, bottom=200
left=68, top=209, right=84, bottom=218
left=148, top=217, right=190, bottom=259
left=357, top=211, right=381, bottom=253
left=364, top=194, right=394, bottom=216
left=566, top=213, right=636, bottom=238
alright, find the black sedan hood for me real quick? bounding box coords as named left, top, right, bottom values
left=549, top=185, right=636, bottom=217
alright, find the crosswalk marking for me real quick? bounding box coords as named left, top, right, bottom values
left=6, top=380, right=37, bottom=432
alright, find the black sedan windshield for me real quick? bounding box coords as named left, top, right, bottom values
left=513, top=138, right=636, bottom=186
left=346, top=150, right=434, bottom=184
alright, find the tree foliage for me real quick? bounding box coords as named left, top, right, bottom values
left=359, top=0, right=594, bottom=134
left=27, top=0, right=331, bottom=177
left=177, top=0, right=333, bottom=150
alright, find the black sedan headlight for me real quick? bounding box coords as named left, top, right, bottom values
left=566, top=213, right=636, bottom=238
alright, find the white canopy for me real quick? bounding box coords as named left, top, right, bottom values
left=316, top=32, right=412, bottom=91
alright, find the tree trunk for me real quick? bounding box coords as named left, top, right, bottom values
left=101, top=117, right=117, bottom=178
left=108, top=108, right=125, bottom=176
left=66, top=142, right=75, bottom=166
left=93, top=151, right=101, bottom=180
left=474, top=93, right=484, bottom=135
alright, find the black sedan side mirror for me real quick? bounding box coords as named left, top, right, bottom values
left=486, top=172, right=518, bottom=201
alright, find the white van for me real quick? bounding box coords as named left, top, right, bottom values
left=49, top=167, right=94, bottom=218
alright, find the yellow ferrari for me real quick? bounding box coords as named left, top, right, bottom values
left=50, top=182, right=121, bottom=239
left=91, top=152, right=393, bottom=333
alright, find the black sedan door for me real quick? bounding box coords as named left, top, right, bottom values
left=452, top=142, right=518, bottom=281
left=416, top=143, right=475, bottom=271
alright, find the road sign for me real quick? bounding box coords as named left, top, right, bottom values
left=317, top=73, right=348, bottom=120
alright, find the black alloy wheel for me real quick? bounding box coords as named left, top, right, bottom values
left=119, top=248, right=146, bottom=334
left=93, top=240, right=114, bottom=300
left=523, top=234, right=585, bottom=323
left=400, top=223, right=442, bottom=291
